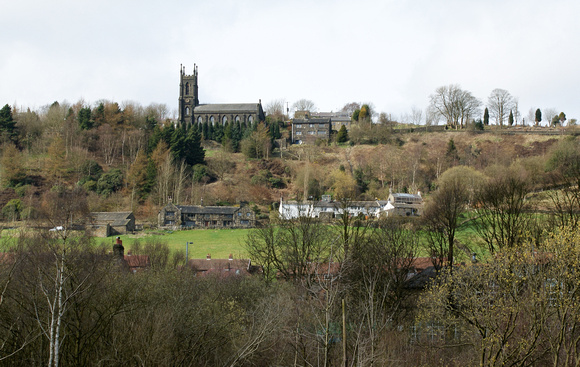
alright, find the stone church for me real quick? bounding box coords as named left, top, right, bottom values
left=178, top=64, right=265, bottom=125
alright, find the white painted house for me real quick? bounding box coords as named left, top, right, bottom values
left=278, top=193, right=423, bottom=220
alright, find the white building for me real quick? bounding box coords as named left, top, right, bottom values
left=279, top=193, right=422, bottom=220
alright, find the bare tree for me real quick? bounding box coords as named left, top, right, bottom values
left=429, top=85, right=481, bottom=129
left=422, top=166, right=483, bottom=271
left=543, top=107, right=558, bottom=127
left=292, top=99, right=317, bottom=114
left=474, top=166, right=532, bottom=253
left=527, top=107, right=537, bottom=127
left=487, top=88, right=515, bottom=127
left=340, top=102, right=361, bottom=116
left=264, top=99, right=286, bottom=121
left=410, top=106, right=423, bottom=125
left=513, top=98, right=520, bottom=125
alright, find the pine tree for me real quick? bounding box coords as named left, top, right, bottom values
left=483, top=107, right=490, bottom=125
left=202, top=121, right=209, bottom=140
left=183, top=126, right=205, bottom=166
left=77, top=107, right=93, bottom=130
left=170, top=124, right=187, bottom=162
left=336, top=125, right=349, bottom=143
left=509, top=110, right=514, bottom=126
left=0, top=104, right=18, bottom=144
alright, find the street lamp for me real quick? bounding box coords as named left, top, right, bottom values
left=186, top=242, right=193, bottom=262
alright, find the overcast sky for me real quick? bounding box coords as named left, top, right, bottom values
left=2, top=0, right=579, bottom=124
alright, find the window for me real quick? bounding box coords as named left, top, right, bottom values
left=185, top=107, right=190, bottom=116
left=185, top=82, right=190, bottom=95
left=296, top=131, right=302, bottom=135
left=308, top=131, right=315, bottom=135
left=210, top=116, right=215, bottom=124
left=246, top=212, right=251, bottom=217
left=222, top=116, right=228, bottom=124
left=318, top=131, right=326, bottom=135
left=248, top=116, right=254, bottom=123
left=309, top=124, right=314, bottom=127
left=235, top=115, right=240, bottom=123
left=197, top=116, right=203, bottom=124
left=296, top=124, right=302, bottom=128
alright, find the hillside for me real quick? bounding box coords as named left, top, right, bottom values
left=0, top=99, right=576, bottom=228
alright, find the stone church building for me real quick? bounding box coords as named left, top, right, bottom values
left=178, top=64, right=265, bottom=125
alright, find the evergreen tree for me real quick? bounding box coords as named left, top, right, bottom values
left=336, top=125, right=349, bottom=143
left=145, top=116, right=157, bottom=131
left=170, top=124, right=187, bottom=162
left=535, top=108, right=542, bottom=126
left=92, top=103, right=105, bottom=126
left=202, top=121, right=209, bottom=140
left=559, top=112, right=567, bottom=125
left=231, top=120, right=242, bottom=151
left=77, top=107, right=93, bottom=130
left=213, top=123, right=224, bottom=143
left=0, top=104, right=18, bottom=144
left=483, top=107, right=490, bottom=125
left=509, top=110, right=514, bottom=126
left=183, top=126, right=205, bottom=166
left=161, top=122, right=175, bottom=145
left=147, top=125, right=163, bottom=155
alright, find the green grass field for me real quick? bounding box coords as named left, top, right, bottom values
left=105, top=228, right=252, bottom=259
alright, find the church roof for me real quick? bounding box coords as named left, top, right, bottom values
left=194, top=103, right=262, bottom=114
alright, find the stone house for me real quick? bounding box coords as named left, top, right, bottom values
left=385, top=193, right=423, bottom=217
left=291, top=117, right=332, bottom=144
left=158, top=201, right=255, bottom=229
left=90, top=212, right=136, bottom=237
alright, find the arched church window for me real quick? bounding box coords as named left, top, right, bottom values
left=197, top=116, right=203, bottom=124
left=248, top=116, right=254, bottom=123
left=185, top=107, right=190, bottom=116
left=185, top=82, right=190, bottom=95
left=222, top=116, right=228, bottom=125
left=210, top=116, right=215, bottom=125
left=235, top=115, right=240, bottom=123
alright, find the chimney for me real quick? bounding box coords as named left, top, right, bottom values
left=206, top=253, right=211, bottom=260
left=113, top=237, right=124, bottom=261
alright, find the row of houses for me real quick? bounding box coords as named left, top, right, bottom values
left=90, top=192, right=422, bottom=236
left=279, top=193, right=423, bottom=220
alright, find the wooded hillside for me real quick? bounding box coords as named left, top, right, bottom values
left=0, top=100, right=576, bottom=226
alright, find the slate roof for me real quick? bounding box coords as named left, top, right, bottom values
left=176, top=205, right=239, bottom=215
left=391, top=193, right=421, bottom=200
left=90, top=212, right=133, bottom=226
left=292, top=117, right=331, bottom=124
left=194, top=103, right=262, bottom=114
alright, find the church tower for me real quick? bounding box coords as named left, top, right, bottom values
left=178, top=64, right=199, bottom=124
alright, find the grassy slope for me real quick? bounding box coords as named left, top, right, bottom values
left=108, top=228, right=251, bottom=259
